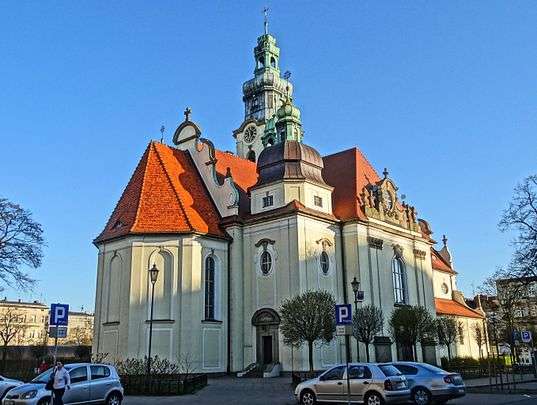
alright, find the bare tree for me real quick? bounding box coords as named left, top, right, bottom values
left=436, top=316, right=459, bottom=361
left=473, top=323, right=486, bottom=359
left=499, top=175, right=537, bottom=278
left=481, top=268, right=527, bottom=361
left=352, top=305, right=383, bottom=362
left=0, top=198, right=44, bottom=289
left=0, top=307, right=28, bottom=371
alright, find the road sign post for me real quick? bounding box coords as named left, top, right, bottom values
left=49, top=303, right=69, bottom=363
left=335, top=304, right=352, bottom=405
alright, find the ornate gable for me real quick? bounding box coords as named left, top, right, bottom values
left=360, top=169, right=419, bottom=232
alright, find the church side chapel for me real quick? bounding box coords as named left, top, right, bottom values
left=92, top=20, right=482, bottom=373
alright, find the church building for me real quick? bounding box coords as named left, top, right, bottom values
left=92, top=25, right=479, bottom=373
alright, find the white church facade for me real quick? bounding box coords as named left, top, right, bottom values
left=92, top=28, right=483, bottom=373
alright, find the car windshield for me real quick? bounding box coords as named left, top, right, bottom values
left=379, top=365, right=402, bottom=377
left=32, top=368, right=53, bottom=383
left=32, top=366, right=74, bottom=383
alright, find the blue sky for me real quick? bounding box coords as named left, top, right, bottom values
left=1, top=1, right=536, bottom=311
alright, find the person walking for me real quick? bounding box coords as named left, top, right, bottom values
left=52, top=362, right=70, bottom=405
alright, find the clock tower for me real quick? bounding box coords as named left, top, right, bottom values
left=233, top=24, right=297, bottom=162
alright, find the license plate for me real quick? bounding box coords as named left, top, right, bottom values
left=5, top=400, right=14, bottom=405
left=458, top=388, right=465, bottom=393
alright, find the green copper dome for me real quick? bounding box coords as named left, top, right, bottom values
left=276, top=97, right=301, bottom=121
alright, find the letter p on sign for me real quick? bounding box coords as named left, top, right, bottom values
left=335, top=304, right=352, bottom=325
left=50, top=303, right=69, bottom=326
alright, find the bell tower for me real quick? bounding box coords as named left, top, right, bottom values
left=233, top=11, right=295, bottom=162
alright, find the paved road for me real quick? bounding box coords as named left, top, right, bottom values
left=123, top=376, right=537, bottom=405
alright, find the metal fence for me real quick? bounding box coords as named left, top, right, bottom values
left=120, top=374, right=208, bottom=396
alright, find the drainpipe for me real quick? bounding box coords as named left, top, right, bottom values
left=339, top=222, right=351, bottom=362
left=227, top=239, right=231, bottom=374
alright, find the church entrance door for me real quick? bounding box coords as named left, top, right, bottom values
left=252, top=308, right=281, bottom=366
left=262, top=335, right=273, bottom=364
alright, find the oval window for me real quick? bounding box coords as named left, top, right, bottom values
left=261, top=251, right=272, bottom=275
left=441, top=283, right=449, bottom=294
left=320, top=251, right=330, bottom=274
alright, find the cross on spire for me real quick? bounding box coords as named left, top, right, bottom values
left=160, top=125, right=165, bottom=143
left=383, top=168, right=389, bottom=179
left=263, top=7, right=269, bottom=35
left=184, top=107, right=192, bottom=121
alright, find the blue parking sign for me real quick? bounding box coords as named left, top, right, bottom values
left=335, top=304, right=352, bottom=325
left=521, top=331, right=532, bottom=343
left=50, top=303, right=69, bottom=326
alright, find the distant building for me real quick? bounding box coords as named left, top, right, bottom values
left=0, top=298, right=94, bottom=346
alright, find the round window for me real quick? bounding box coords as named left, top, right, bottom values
left=320, top=251, right=330, bottom=274
left=260, top=251, right=272, bottom=275
left=441, top=283, right=449, bottom=294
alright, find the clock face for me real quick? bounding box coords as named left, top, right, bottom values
left=383, top=190, right=393, bottom=210
left=244, top=126, right=257, bottom=143
left=441, top=283, right=449, bottom=294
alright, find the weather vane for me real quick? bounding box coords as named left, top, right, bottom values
left=283, top=70, right=291, bottom=80
left=263, top=7, right=269, bottom=35
left=160, top=125, right=165, bottom=143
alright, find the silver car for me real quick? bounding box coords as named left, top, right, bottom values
left=294, top=363, right=410, bottom=405
left=391, top=362, right=465, bottom=405
left=0, top=376, right=23, bottom=400
left=2, top=363, right=123, bottom=405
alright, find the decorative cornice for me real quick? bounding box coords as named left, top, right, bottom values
left=255, top=238, right=276, bottom=249
left=413, top=249, right=427, bottom=260
left=367, top=237, right=384, bottom=250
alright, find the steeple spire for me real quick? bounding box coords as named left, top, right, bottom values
left=263, top=7, right=269, bottom=35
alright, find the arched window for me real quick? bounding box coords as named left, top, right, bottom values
left=204, top=256, right=215, bottom=320
left=260, top=251, right=272, bottom=275
left=320, top=251, right=330, bottom=275
left=247, top=150, right=256, bottom=162
left=392, top=257, right=406, bottom=304
left=270, top=57, right=276, bottom=68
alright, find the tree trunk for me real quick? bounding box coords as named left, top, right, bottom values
left=365, top=343, right=370, bottom=362
left=308, top=341, right=314, bottom=372
left=447, top=344, right=452, bottom=361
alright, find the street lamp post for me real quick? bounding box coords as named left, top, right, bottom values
left=351, top=277, right=364, bottom=362
left=147, top=263, right=159, bottom=377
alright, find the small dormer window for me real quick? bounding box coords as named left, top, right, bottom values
left=314, top=195, right=323, bottom=207
left=262, top=194, right=274, bottom=208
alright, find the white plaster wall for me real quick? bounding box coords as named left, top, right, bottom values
left=93, top=235, right=228, bottom=372
left=433, top=270, right=454, bottom=299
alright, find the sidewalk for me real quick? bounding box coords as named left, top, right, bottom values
left=465, top=373, right=536, bottom=388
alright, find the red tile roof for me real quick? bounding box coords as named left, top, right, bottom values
left=435, top=298, right=484, bottom=319
left=214, top=150, right=258, bottom=214
left=431, top=249, right=456, bottom=274
left=322, top=148, right=381, bottom=221
left=95, top=142, right=225, bottom=243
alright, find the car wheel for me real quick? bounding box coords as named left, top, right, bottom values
left=412, top=387, right=431, bottom=405
left=106, top=392, right=122, bottom=405
left=300, top=389, right=316, bottom=405
left=37, top=398, right=51, bottom=405
left=365, top=392, right=384, bottom=405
